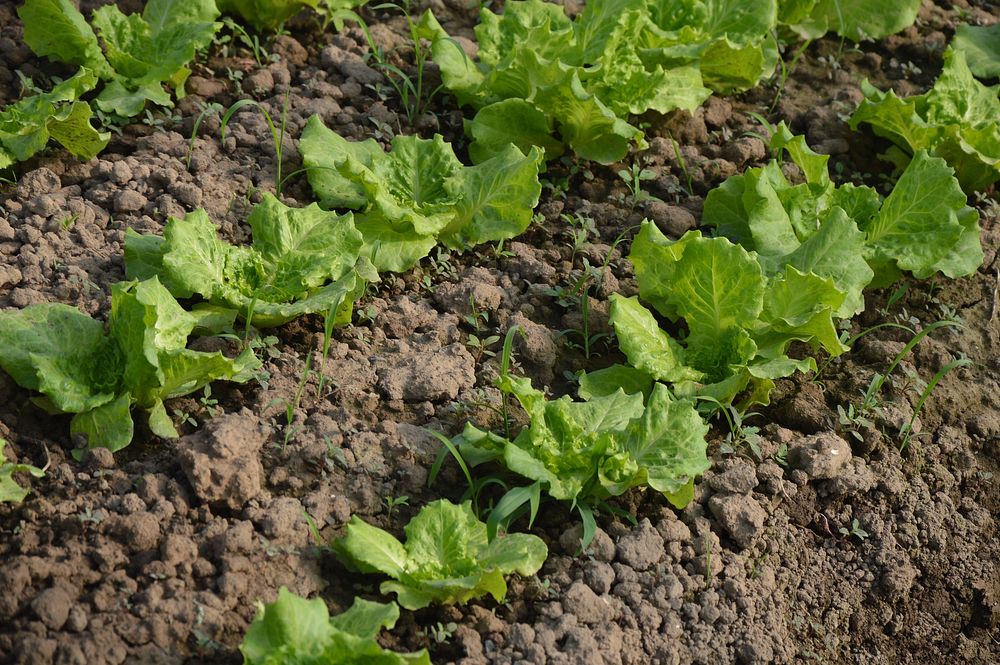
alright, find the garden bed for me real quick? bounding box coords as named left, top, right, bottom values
left=0, top=0, right=998, bottom=663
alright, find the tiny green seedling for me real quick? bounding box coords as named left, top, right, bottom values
left=384, top=494, right=410, bottom=519
left=616, top=159, right=656, bottom=209
left=839, top=518, right=869, bottom=541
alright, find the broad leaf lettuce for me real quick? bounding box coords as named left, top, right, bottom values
left=0, top=69, right=109, bottom=168
left=611, top=223, right=849, bottom=407
left=332, top=499, right=547, bottom=610
left=125, top=193, right=367, bottom=327
left=0, top=279, right=259, bottom=453
left=779, top=0, right=921, bottom=41
left=0, top=439, right=46, bottom=504
left=18, top=0, right=221, bottom=118
left=299, top=116, right=543, bottom=271
left=703, top=123, right=983, bottom=303
left=850, top=47, right=1000, bottom=192
left=458, top=377, right=710, bottom=506
left=240, top=588, right=430, bottom=664
left=420, top=0, right=778, bottom=164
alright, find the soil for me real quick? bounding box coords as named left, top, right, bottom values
left=1, top=0, right=999, bottom=664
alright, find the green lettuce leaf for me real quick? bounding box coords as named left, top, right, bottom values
left=779, top=0, right=920, bottom=41
left=300, top=116, right=542, bottom=271
left=423, top=0, right=777, bottom=163
left=18, top=0, right=111, bottom=76
left=240, top=588, right=430, bottom=665
left=703, top=126, right=981, bottom=310
left=0, top=278, right=260, bottom=453
left=459, top=371, right=709, bottom=506
left=217, top=0, right=364, bottom=32
left=0, top=439, right=46, bottom=504
left=0, top=69, right=109, bottom=168
left=850, top=47, right=1000, bottom=192
left=0, top=303, right=121, bottom=413
left=614, top=224, right=848, bottom=406
left=125, top=193, right=365, bottom=327
left=953, top=23, right=1000, bottom=80
left=18, top=0, right=221, bottom=119
left=862, top=150, right=972, bottom=279
left=333, top=500, right=547, bottom=610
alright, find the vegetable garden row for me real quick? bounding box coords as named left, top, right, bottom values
left=0, top=0, right=998, bottom=663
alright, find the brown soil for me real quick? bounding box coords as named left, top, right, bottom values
left=0, top=1, right=998, bottom=664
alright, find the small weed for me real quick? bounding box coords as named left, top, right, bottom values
left=424, top=621, right=458, bottom=645
left=324, top=435, right=347, bottom=469
left=355, top=0, right=443, bottom=124
left=172, top=408, right=198, bottom=428
left=561, top=212, right=598, bottom=255
left=384, top=494, right=410, bottom=519
left=616, top=158, right=656, bottom=209
left=186, top=101, right=225, bottom=170
left=220, top=92, right=291, bottom=195
left=839, top=518, right=869, bottom=541
left=668, top=134, right=694, bottom=196
left=198, top=385, right=221, bottom=418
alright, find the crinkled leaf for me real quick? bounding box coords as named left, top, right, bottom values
left=784, top=0, right=920, bottom=41
left=70, top=392, right=134, bottom=454
left=360, top=134, right=463, bottom=236
left=300, top=118, right=542, bottom=270
left=300, top=115, right=384, bottom=209
left=46, top=101, right=113, bottom=161
left=603, top=384, right=709, bottom=498
left=441, top=145, right=543, bottom=249
left=577, top=364, right=653, bottom=400
left=240, top=588, right=429, bottom=665
left=333, top=500, right=547, bottom=610
left=863, top=150, right=971, bottom=278
left=332, top=517, right=407, bottom=576
left=0, top=439, right=46, bottom=504
left=18, top=0, right=110, bottom=75
left=953, top=23, right=1000, bottom=80
left=608, top=295, right=703, bottom=383
left=126, top=195, right=364, bottom=326
left=0, top=303, right=121, bottom=413
left=467, top=99, right=563, bottom=164
left=353, top=213, right=438, bottom=273
left=754, top=266, right=848, bottom=357
left=217, top=0, right=321, bottom=31
left=0, top=69, right=107, bottom=167
left=850, top=49, right=1000, bottom=192
left=784, top=208, right=874, bottom=317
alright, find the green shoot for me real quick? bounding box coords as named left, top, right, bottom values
left=899, top=356, right=972, bottom=451
left=220, top=92, right=291, bottom=196
left=187, top=102, right=225, bottom=171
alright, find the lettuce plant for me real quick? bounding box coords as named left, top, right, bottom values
left=703, top=123, right=983, bottom=300
left=779, top=0, right=921, bottom=42
left=332, top=499, right=547, bottom=610
left=125, top=193, right=371, bottom=328
left=850, top=47, right=1000, bottom=192
left=0, top=439, right=45, bottom=504
left=0, top=279, right=260, bottom=454
left=299, top=116, right=543, bottom=272
left=0, top=69, right=109, bottom=168
left=457, top=377, right=711, bottom=511
left=218, top=0, right=365, bottom=31
left=608, top=224, right=849, bottom=408
left=240, top=588, right=430, bottom=664
left=18, top=0, right=221, bottom=118
left=419, top=0, right=779, bottom=164
left=953, top=23, right=1000, bottom=80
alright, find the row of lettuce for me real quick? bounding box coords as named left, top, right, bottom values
left=11, top=0, right=998, bottom=173
left=0, top=0, right=997, bottom=662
